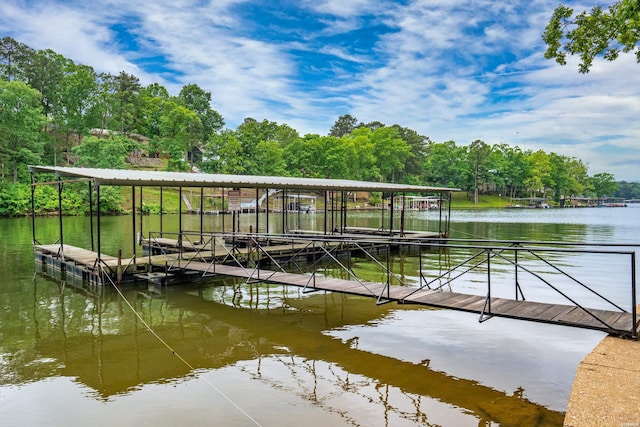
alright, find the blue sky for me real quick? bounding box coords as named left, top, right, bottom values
left=2, top=0, right=639, bottom=180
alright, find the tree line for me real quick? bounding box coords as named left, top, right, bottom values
left=0, top=36, right=632, bottom=215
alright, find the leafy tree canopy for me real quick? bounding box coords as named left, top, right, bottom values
left=329, top=114, right=359, bottom=137
left=72, top=134, right=138, bottom=169
left=543, top=0, right=640, bottom=73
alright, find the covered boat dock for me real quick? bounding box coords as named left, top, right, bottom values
left=28, top=166, right=456, bottom=281
left=28, top=166, right=639, bottom=339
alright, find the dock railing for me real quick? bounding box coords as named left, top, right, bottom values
left=142, top=231, right=639, bottom=339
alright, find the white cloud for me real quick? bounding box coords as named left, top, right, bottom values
left=1, top=0, right=639, bottom=180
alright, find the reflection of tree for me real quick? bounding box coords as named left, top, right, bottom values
left=26, top=275, right=563, bottom=426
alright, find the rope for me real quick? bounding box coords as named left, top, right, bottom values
left=449, top=226, right=487, bottom=239
left=105, top=274, right=262, bottom=426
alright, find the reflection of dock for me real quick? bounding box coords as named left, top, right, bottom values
left=29, top=277, right=564, bottom=425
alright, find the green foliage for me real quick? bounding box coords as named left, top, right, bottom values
left=329, top=114, right=359, bottom=137
left=72, top=134, right=138, bottom=169
left=141, top=202, right=163, bottom=214
left=543, top=0, right=640, bottom=73
left=0, top=182, right=31, bottom=215
left=0, top=181, right=126, bottom=216
left=589, top=172, right=618, bottom=197
left=177, top=83, right=224, bottom=142
left=95, top=186, right=126, bottom=213
left=615, top=181, right=640, bottom=199
left=369, top=192, right=383, bottom=206
left=0, top=80, right=46, bottom=183
left=0, top=36, right=33, bottom=81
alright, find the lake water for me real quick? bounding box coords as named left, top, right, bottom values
left=1, top=206, right=638, bottom=426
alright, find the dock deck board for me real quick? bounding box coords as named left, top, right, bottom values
left=172, top=260, right=637, bottom=336
left=34, top=243, right=639, bottom=338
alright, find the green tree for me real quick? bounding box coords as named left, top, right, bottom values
left=0, top=80, right=46, bottom=182
left=139, top=83, right=171, bottom=139
left=548, top=153, right=570, bottom=202
left=391, top=125, right=429, bottom=184
left=590, top=172, right=618, bottom=197
left=86, top=73, right=116, bottom=130
left=207, top=130, right=246, bottom=174
left=342, top=128, right=377, bottom=181
left=491, top=144, right=533, bottom=199
left=22, top=48, right=67, bottom=118
left=72, top=134, right=138, bottom=169
left=253, top=140, right=288, bottom=176
left=369, top=126, right=412, bottom=183
left=526, top=150, right=551, bottom=198
left=283, top=134, right=313, bottom=177
left=565, top=156, right=589, bottom=196
left=615, top=181, right=640, bottom=199
left=0, top=36, right=33, bottom=81
left=112, top=71, right=142, bottom=133
left=467, top=139, right=492, bottom=204
left=543, top=0, right=640, bottom=73
left=156, top=101, right=202, bottom=171
left=177, top=83, right=224, bottom=143
left=329, top=114, right=359, bottom=137
left=423, top=140, right=466, bottom=188
left=231, top=118, right=298, bottom=175
left=55, top=62, right=98, bottom=163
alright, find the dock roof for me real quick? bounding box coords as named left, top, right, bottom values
left=28, top=166, right=458, bottom=193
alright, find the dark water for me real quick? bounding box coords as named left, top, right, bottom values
left=1, top=206, right=638, bottom=426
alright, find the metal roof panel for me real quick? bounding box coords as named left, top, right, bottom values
left=28, top=166, right=458, bottom=193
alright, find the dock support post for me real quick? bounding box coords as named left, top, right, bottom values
left=89, top=181, right=95, bottom=252
left=386, top=244, right=391, bottom=299
left=97, top=184, right=102, bottom=269
left=139, top=186, right=143, bottom=242
left=57, top=177, right=64, bottom=258
left=389, top=193, right=395, bottom=236
left=400, top=193, right=405, bottom=237
left=282, top=190, right=286, bottom=234
left=30, top=172, right=36, bottom=245
left=221, top=188, right=225, bottom=233
left=178, top=186, right=183, bottom=250
left=200, top=187, right=204, bottom=242
left=255, top=188, right=259, bottom=235
left=515, top=248, right=519, bottom=299
left=323, top=191, right=328, bottom=235
left=266, top=188, right=270, bottom=235
left=330, top=191, right=335, bottom=233
left=131, top=186, right=136, bottom=259
left=487, top=250, right=491, bottom=311
left=341, top=191, right=347, bottom=234
left=160, top=187, right=163, bottom=235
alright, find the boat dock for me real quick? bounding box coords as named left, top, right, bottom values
left=33, top=233, right=640, bottom=339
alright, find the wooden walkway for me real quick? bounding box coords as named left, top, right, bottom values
left=34, top=244, right=639, bottom=339
left=161, top=260, right=639, bottom=338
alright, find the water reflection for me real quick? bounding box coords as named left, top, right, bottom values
left=21, top=274, right=564, bottom=426
left=5, top=208, right=637, bottom=426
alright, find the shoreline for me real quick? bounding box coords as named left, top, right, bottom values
left=564, top=310, right=640, bottom=426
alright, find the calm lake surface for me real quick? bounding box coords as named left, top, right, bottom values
left=1, top=206, right=638, bottom=426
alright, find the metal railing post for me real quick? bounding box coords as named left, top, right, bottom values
left=386, top=244, right=391, bottom=299
left=515, top=247, right=519, bottom=300
left=487, top=249, right=492, bottom=313
left=632, top=252, right=637, bottom=339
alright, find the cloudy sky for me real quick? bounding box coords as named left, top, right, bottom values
left=2, top=0, right=639, bottom=180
